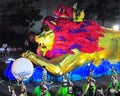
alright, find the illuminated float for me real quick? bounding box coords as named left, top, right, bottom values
left=3, top=3, right=120, bottom=96
left=21, top=3, right=120, bottom=80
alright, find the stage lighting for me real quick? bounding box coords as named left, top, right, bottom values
left=112, top=24, right=120, bottom=31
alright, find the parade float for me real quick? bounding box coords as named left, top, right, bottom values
left=4, top=2, right=120, bottom=96
left=21, top=4, right=120, bottom=79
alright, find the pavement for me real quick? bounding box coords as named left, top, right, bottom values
left=0, top=74, right=117, bottom=96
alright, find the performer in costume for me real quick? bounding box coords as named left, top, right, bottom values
left=82, top=69, right=96, bottom=96
left=8, top=85, right=16, bottom=96
left=106, top=67, right=120, bottom=95
left=19, top=81, right=27, bottom=96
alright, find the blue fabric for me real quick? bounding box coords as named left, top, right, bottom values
left=4, top=61, right=16, bottom=80
left=71, top=62, right=97, bottom=76
left=94, top=60, right=112, bottom=75
left=28, top=59, right=119, bottom=82
left=84, top=21, right=92, bottom=26
left=52, top=49, right=67, bottom=57
left=30, top=67, right=43, bottom=82
left=86, top=37, right=95, bottom=42
left=58, top=36, right=66, bottom=41
left=80, top=21, right=92, bottom=28
left=70, top=44, right=82, bottom=50
left=4, top=59, right=118, bottom=82
left=54, top=26, right=62, bottom=31
left=69, top=28, right=88, bottom=33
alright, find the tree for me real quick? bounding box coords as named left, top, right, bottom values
left=81, top=0, right=120, bottom=25
left=1, top=0, right=43, bottom=34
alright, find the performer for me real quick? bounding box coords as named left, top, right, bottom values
left=106, top=67, right=120, bottom=96
left=111, top=69, right=118, bottom=89
left=42, top=66, right=48, bottom=82
left=19, top=81, right=27, bottom=96
left=33, top=81, right=51, bottom=96
left=40, top=81, right=48, bottom=96
left=8, top=85, right=16, bottom=96
left=83, top=69, right=96, bottom=95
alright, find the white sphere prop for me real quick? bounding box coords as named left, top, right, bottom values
left=11, top=58, right=34, bottom=81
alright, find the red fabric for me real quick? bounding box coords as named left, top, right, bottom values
left=42, top=16, right=104, bottom=58
left=50, top=19, right=104, bottom=50
left=53, top=5, right=73, bottom=18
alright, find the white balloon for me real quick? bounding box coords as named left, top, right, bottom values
left=11, top=58, right=34, bottom=80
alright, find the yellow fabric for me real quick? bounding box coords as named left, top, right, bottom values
left=73, top=9, right=85, bottom=22
left=22, top=28, right=120, bottom=75
left=35, top=29, right=55, bottom=56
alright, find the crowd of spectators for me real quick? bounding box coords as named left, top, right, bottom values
left=0, top=32, right=38, bottom=58
left=0, top=43, right=23, bottom=57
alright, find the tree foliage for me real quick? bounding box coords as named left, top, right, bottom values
left=81, top=0, right=120, bottom=25
left=1, top=0, right=43, bottom=33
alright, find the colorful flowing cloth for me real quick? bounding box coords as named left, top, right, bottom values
left=44, top=17, right=104, bottom=58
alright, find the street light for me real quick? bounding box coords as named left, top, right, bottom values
left=112, top=24, right=120, bottom=31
